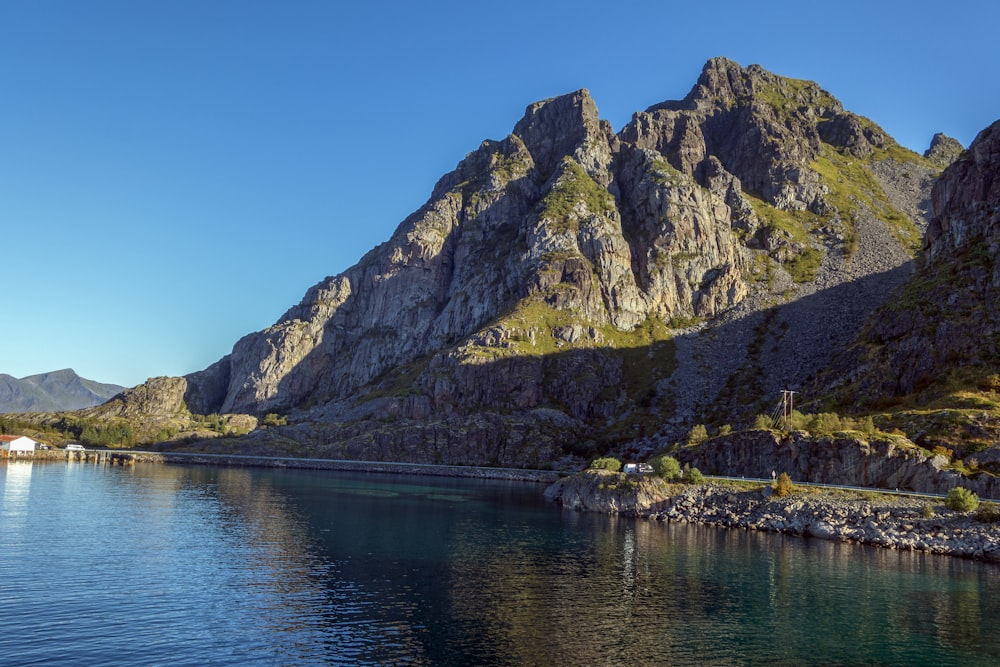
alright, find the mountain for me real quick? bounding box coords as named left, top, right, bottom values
left=27, top=57, right=984, bottom=472
left=0, top=369, right=124, bottom=413
left=127, top=56, right=943, bottom=465
left=820, top=119, right=1000, bottom=453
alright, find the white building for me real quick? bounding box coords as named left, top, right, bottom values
left=0, top=435, right=36, bottom=454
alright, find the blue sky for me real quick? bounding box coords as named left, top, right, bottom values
left=2, top=0, right=998, bottom=388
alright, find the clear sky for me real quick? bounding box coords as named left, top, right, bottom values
left=2, top=0, right=998, bottom=388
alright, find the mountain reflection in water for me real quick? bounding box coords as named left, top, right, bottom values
left=1, top=461, right=998, bottom=666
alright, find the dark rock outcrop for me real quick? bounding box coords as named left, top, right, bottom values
left=675, top=430, right=1000, bottom=498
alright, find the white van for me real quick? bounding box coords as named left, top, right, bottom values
left=65, top=443, right=85, bottom=451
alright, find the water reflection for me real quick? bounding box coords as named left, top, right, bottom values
left=3, top=462, right=1000, bottom=666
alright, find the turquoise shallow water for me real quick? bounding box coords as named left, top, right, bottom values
left=2, top=460, right=999, bottom=666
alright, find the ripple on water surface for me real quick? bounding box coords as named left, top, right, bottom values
left=2, top=462, right=1000, bottom=666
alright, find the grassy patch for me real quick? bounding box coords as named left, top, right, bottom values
left=539, top=158, right=617, bottom=233
left=784, top=246, right=825, bottom=283
left=755, top=75, right=838, bottom=118
left=744, top=193, right=826, bottom=282
left=746, top=192, right=818, bottom=244
left=649, top=158, right=687, bottom=186
left=811, top=143, right=922, bottom=255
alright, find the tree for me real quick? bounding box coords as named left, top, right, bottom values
left=772, top=472, right=795, bottom=497
left=945, top=487, right=980, bottom=512
left=590, top=457, right=622, bottom=472
left=683, top=466, right=705, bottom=484
left=653, top=455, right=682, bottom=481
left=262, top=413, right=288, bottom=427
left=686, top=424, right=709, bottom=446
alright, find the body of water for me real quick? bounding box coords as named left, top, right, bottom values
left=2, top=460, right=999, bottom=665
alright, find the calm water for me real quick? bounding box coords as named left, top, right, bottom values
left=2, top=461, right=1000, bottom=666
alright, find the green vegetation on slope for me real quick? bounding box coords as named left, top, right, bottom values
left=812, top=143, right=922, bottom=255
left=539, top=158, right=617, bottom=233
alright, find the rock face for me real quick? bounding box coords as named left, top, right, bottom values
left=134, top=58, right=943, bottom=465
left=924, top=133, right=964, bottom=168
left=544, top=469, right=674, bottom=514
left=86, top=376, right=189, bottom=419
left=675, top=430, right=1000, bottom=498
left=925, top=121, right=1000, bottom=264
left=0, top=369, right=123, bottom=413
left=831, top=120, right=1000, bottom=403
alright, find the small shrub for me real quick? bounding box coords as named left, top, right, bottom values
left=772, top=472, right=795, bottom=498
left=974, top=502, right=1000, bottom=523
left=717, top=424, right=732, bottom=437
left=653, top=455, right=682, bottom=481
left=262, top=413, right=288, bottom=427
left=684, top=466, right=705, bottom=484
left=590, top=457, right=622, bottom=472
left=932, top=446, right=954, bottom=461
left=979, top=374, right=1000, bottom=392
left=920, top=504, right=935, bottom=519
left=945, top=487, right=980, bottom=512
left=753, top=414, right=775, bottom=430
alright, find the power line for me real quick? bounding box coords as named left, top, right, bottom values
left=780, top=389, right=797, bottom=431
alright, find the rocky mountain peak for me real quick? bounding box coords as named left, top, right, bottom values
left=925, top=120, right=1000, bottom=263
left=511, top=88, right=617, bottom=187
left=924, top=132, right=964, bottom=168
left=96, top=58, right=950, bottom=468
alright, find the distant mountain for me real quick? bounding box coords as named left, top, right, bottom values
left=0, top=369, right=124, bottom=413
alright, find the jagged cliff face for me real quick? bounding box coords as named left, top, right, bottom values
left=831, top=120, right=999, bottom=404
left=166, top=58, right=947, bottom=465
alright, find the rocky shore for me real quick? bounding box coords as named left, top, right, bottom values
left=545, top=471, right=1000, bottom=562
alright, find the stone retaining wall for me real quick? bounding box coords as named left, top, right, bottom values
left=4, top=448, right=560, bottom=483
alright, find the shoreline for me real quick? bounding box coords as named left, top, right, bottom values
left=10, top=450, right=1000, bottom=562
left=2, top=448, right=562, bottom=483
left=545, top=471, right=1000, bottom=563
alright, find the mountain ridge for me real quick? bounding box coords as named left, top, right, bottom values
left=14, top=57, right=990, bottom=480
left=167, top=57, right=947, bottom=464
left=0, top=369, right=124, bottom=413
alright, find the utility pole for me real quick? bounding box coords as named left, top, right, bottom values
left=781, top=390, right=797, bottom=431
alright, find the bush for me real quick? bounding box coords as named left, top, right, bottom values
left=920, top=503, right=935, bottom=519
left=683, top=466, right=705, bottom=484
left=262, top=413, right=288, bottom=427
left=945, top=487, right=980, bottom=512
left=686, top=424, right=709, bottom=446
left=979, top=374, right=1000, bottom=392
left=590, top=457, right=622, bottom=472
left=653, top=455, right=682, bottom=481
left=772, top=472, right=795, bottom=498
left=974, top=502, right=1000, bottom=523
left=753, top=414, right=775, bottom=430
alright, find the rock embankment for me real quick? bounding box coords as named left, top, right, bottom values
left=545, top=472, right=1000, bottom=562
left=13, top=448, right=560, bottom=483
